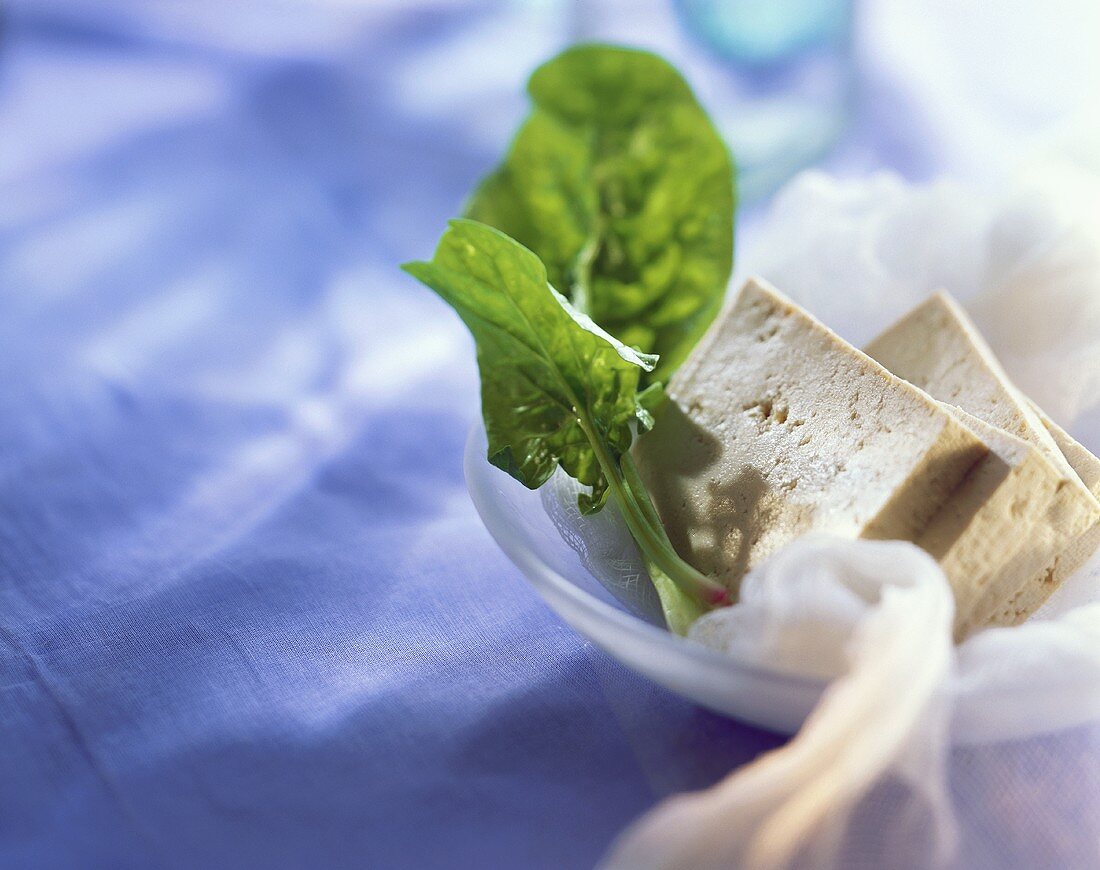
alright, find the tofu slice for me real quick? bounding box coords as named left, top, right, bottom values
left=922, top=407, right=1094, bottom=640
left=865, top=292, right=1100, bottom=629
left=994, top=404, right=1100, bottom=620
left=1034, top=406, right=1100, bottom=496
left=633, top=278, right=988, bottom=596
left=865, top=291, right=1086, bottom=487
left=970, top=480, right=1099, bottom=630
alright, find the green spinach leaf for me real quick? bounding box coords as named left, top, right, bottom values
left=465, top=44, right=735, bottom=385
left=403, top=219, right=727, bottom=628
left=403, top=219, right=656, bottom=513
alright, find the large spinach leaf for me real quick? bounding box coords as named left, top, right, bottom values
left=466, top=44, right=735, bottom=384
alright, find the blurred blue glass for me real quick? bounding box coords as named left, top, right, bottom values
left=674, top=0, right=855, bottom=201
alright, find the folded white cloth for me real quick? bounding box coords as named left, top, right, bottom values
left=606, top=172, right=1100, bottom=869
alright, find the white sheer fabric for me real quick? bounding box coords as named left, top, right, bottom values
left=605, top=174, right=1100, bottom=869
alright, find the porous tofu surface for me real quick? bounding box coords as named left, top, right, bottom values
left=633, top=278, right=988, bottom=595
left=1035, top=406, right=1100, bottom=496
left=866, top=295, right=1100, bottom=631
left=925, top=408, right=1094, bottom=639
left=865, top=291, right=1089, bottom=493
left=977, top=405, right=1100, bottom=629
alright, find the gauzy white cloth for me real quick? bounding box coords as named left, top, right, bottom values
left=604, top=173, right=1100, bottom=869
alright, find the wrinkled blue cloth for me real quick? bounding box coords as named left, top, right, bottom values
left=0, top=4, right=790, bottom=867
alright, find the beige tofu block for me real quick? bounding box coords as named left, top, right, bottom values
left=633, top=278, right=988, bottom=596
left=865, top=291, right=1086, bottom=487
left=971, top=481, right=1099, bottom=629
left=1039, top=409, right=1100, bottom=593
left=866, top=292, right=1100, bottom=629
left=922, top=407, right=1095, bottom=639
left=979, top=404, right=1100, bottom=626
left=1035, top=406, right=1100, bottom=494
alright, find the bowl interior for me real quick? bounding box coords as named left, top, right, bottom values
left=463, top=424, right=825, bottom=735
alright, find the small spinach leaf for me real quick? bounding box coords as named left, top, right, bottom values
left=403, top=219, right=728, bottom=628
left=403, top=219, right=655, bottom=512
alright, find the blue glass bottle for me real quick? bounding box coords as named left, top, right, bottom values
left=673, top=0, right=855, bottom=201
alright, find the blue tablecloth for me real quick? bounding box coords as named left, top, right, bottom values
left=0, top=5, right=791, bottom=867
left=2, top=2, right=1091, bottom=867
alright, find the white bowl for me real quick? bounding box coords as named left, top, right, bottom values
left=464, top=424, right=825, bottom=735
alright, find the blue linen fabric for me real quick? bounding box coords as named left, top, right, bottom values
left=0, top=3, right=786, bottom=867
